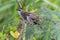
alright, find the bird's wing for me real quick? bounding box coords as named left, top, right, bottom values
left=27, top=16, right=33, bottom=24
left=26, top=13, right=39, bottom=24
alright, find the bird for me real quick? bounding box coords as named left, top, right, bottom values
left=16, top=0, right=40, bottom=25
left=17, top=9, right=40, bottom=25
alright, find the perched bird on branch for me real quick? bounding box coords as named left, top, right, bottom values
left=16, top=0, right=40, bottom=25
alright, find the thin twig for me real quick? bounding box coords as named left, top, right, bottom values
left=16, top=23, right=23, bottom=40
left=22, top=0, right=26, bottom=9
left=16, top=0, right=22, bottom=9
left=6, top=34, right=9, bottom=40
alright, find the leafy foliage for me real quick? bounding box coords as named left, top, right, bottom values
left=0, top=0, right=60, bottom=40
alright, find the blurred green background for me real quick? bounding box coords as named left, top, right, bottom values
left=0, top=0, right=60, bottom=40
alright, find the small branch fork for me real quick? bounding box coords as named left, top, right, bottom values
left=16, top=0, right=22, bottom=9
left=16, top=0, right=26, bottom=9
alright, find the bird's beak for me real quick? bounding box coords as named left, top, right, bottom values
left=16, top=9, right=20, bottom=13
left=16, top=9, right=21, bottom=15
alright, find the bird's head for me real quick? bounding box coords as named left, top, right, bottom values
left=17, top=8, right=24, bottom=15
left=17, top=8, right=22, bottom=13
